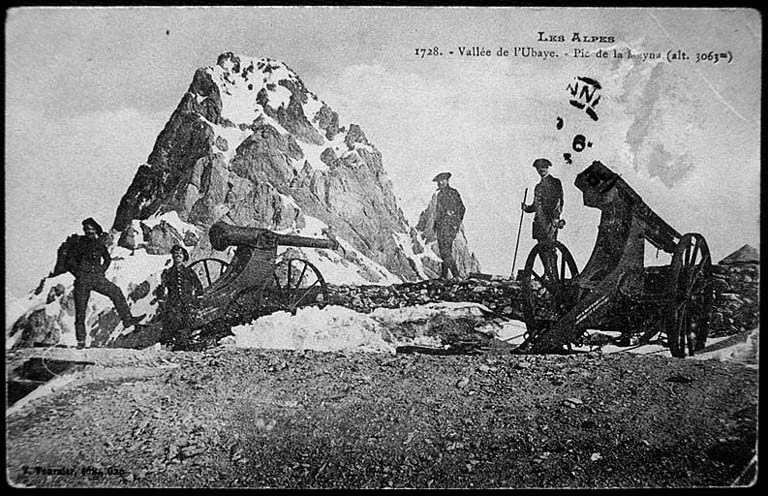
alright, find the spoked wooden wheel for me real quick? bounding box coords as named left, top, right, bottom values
left=521, top=241, right=579, bottom=345
left=259, top=258, right=328, bottom=316
left=666, top=233, right=714, bottom=357
left=189, top=258, right=229, bottom=289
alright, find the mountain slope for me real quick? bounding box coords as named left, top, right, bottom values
left=112, top=52, right=456, bottom=282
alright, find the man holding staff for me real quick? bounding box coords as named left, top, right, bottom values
left=520, top=158, right=564, bottom=277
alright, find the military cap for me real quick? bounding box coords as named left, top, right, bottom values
left=170, top=244, right=190, bottom=262
left=81, top=217, right=104, bottom=234
left=532, top=158, right=552, bottom=169
left=432, top=172, right=452, bottom=182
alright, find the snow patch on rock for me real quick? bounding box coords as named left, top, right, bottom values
left=274, top=214, right=402, bottom=286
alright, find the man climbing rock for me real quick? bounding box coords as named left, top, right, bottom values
left=65, top=217, right=145, bottom=348
left=432, top=172, right=466, bottom=279
left=156, top=244, right=203, bottom=350
left=521, top=158, right=564, bottom=279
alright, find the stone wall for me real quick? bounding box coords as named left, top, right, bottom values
left=328, top=261, right=759, bottom=339
left=328, top=277, right=525, bottom=320
left=711, top=262, right=759, bottom=337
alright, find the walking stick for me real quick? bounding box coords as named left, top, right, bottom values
left=511, top=188, right=528, bottom=278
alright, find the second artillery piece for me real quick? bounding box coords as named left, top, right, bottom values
left=517, top=161, right=715, bottom=357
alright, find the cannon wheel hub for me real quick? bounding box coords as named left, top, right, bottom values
left=258, top=258, right=329, bottom=317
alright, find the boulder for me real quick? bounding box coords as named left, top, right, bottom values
left=117, top=220, right=145, bottom=250
left=183, top=230, right=200, bottom=247
left=143, top=220, right=184, bottom=255
left=314, top=103, right=340, bottom=141
left=10, top=309, right=62, bottom=349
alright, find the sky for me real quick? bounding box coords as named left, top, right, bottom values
left=5, top=6, right=761, bottom=298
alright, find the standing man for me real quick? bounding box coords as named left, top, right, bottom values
left=157, top=244, right=203, bottom=350
left=432, top=171, right=466, bottom=279
left=67, top=218, right=145, bottom=348
left=521, top=158, right=564, bottom=278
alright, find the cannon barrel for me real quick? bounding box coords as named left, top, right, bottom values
left=209, top=221, right=339, bottom=251
left=274, top=232, right=339, bottom=250
left=575, top=161, right=680, bottom=253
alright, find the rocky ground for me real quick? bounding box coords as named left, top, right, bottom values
left=6, top=336, right=758, bottom=489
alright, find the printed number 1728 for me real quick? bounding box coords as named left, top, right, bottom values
left=415, top=47, right=442, bottom=58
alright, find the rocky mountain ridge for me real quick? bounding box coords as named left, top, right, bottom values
left=6, top=52, right=480, bottom=349
left=112, top=52, right=478, bottom=281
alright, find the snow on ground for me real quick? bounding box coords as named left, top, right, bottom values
left=225, top=301, right=756, bottom=369
left=691, top=328, right=759, bottom=369
left=481, top=318, right=529, bottom=347
left=226, top=302, right=505, bottom=354
left=228, top=306, right=393, bottom=353
left=577, top=328, right=759, bottom=368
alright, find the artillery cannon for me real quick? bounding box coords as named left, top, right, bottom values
left=518, top=161, right=714, bottom=357
left=177, top=222, right=338, bottom=344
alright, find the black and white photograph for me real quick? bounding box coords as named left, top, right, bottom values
left=5, top=6, right=759, bottom=488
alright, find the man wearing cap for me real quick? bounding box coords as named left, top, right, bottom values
left=432, top=172, right=466, bottom=279
left=157, top=244, right=203, bottom=350
left=67, top=218, right=145, bottom=348
left=521, top=158, right=564, bottom=278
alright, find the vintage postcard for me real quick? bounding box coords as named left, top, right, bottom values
left=6, top=6, right=759, bottom=488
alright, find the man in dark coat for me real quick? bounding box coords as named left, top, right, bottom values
left=432, top=171, right=466, bottom=279
left=68, top=218, right=145, bottom=348
left=157, top=245, right=203, bottom=350
left=521, top=158, right=564, bottom=278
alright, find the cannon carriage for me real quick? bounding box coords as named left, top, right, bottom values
left=518, top=161, right=715, bottom=357
left=161, top=221, right=338, bottom=347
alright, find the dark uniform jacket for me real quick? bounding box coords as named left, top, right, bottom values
left=433, top=186, right=466, bottom=237
left=525, top=174, right=563, bottom=241
left=65, top=235, right=111, bottom=278
left=160, top=265, right=203, bottom=308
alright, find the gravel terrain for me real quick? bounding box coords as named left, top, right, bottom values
left=5, top=342, right=758, bottom=489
